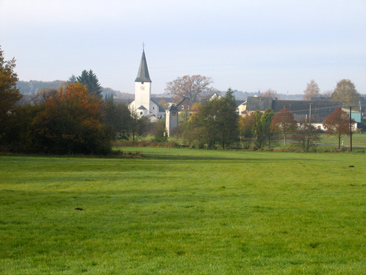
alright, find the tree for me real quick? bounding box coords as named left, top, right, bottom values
left=270, top=108, right=297, bottom=146
left=323, top=107, right=354, bottom=149
left=165, top=75, right=215, bottom=103
left=303, top=80, right=320, bottom=100
left=260, top=108, right=275, bottom=148
left=331, top=79, right=360, bottom=108
left=33, top=87, right=58, bottom=104
left=253, top=110, right=266, bottom=148
left=158, top=99, right=168, bottom=109
left=153, top=119, right=168, bottom=142
left=189, top=89, right=239, bottom=148
left=292, top=121, right=320, bottom=151
left=238, top=113, right=256, bottom=148
left=68, top=70, right=102, bottom=98
left=31, top=83, right=110, bottom=154
left=129, top=112, right=149, bottom=141
left=104, top=98, right=132, bottom=140
left=262, top=89, right=278, bottom=99
left=0, top=45, right=22, bottom=146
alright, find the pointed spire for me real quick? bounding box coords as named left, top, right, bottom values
left=135, top=50, right=151, bottom=83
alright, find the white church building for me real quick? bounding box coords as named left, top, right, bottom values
left=129, top=50, right=165, bottom=120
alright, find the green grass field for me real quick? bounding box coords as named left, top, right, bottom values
left=318, top=133, right=366, bottom=147
left=1, top=149, right=366, bottom=274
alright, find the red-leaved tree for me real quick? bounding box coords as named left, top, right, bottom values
left=31, top=83, right=110, bottom=154
left=323, top=107, right=354, bottom=149
left=270, top=108, right=297, bottom=145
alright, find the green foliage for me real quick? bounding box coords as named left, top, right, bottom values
left=68, top=69, right=102, bottom=98
left=6, top=103, right=46, bottom=152
left=129, top=113, right=150, bottom=141
left=0, top=46, right=21, bottom=148
left=291, top=121, right=321, bottom=151
left=239, top=108, right=275, bottom=149
left=260, top=108, right=275, bottom=147
left=1, top=150, right=366, bottom=274
left=153, top=119, right=168, bottom=142
left=188, top=89, right=239, bottom=148
left=104, top=99, right=131, bottom=140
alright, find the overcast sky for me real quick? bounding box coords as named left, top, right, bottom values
left=1, top=0, right=365, bottom=95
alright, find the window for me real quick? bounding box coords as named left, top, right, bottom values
left=141, top=86, right=145, bottom=90
left=181, top=105, right=184, bottom=110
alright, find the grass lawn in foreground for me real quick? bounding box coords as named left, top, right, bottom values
left=1, top=149, right=365, bottom=274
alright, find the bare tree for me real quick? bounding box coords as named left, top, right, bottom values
left=303, top=80, right=320, bottom=100
left=262, top=89, right=278, bottom=99
left=33, top=87, right=58, bottom=104
left=165, top=75, right=215, bottom=103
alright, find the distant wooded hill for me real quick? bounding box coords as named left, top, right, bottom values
left=17, top=80, right=121, bottom=97
left=17, top=80, right=64, bottom=95
left=16, top=80, right=304, bottom=101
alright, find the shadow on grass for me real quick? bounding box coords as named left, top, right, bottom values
left=139, top=153, right=321, bottom=162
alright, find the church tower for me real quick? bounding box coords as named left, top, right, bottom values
left=134, top=50, right=152, bottom=115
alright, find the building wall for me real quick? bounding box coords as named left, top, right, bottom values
left=134, top=82, right=151, bottom=112
left=166, top=110, right=178, bottom=136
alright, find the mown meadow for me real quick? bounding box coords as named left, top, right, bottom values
left=1, top=148, right=365, bottom=274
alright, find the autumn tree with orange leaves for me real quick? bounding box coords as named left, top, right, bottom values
left=31, top=83, right=110, bottom=154
left=270, top=108, right=297, bottom=145
left=323, top=107, right=354, bottom=149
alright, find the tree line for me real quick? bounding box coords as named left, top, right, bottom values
left=171, top=92, right=355, bottom=151
left=0, top=46, right=159, bottom=154
left=1, top=46, right=358, bottom=154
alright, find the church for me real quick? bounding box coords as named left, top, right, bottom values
left=128, top=50, right=165, bottom=120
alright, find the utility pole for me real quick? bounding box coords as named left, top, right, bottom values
left=349, top=106, right=352, bottom=152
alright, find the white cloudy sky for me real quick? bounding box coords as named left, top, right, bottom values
left=1, top=0, right=365, bottom=94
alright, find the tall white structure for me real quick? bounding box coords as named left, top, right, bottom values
left=129, top=49, right=165, bottom=119
left=166, top=105, right=179, bottom=136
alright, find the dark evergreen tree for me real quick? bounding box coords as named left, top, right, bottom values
left=68, top=70, right=102, bottom=98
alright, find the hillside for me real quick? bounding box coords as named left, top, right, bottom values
left=17, top=80, right=121, bottom=97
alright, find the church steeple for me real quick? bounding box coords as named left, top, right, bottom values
left=135, top=50, right=151, bottom=83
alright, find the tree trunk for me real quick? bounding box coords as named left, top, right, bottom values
left=338, top=135, right=341, bottom=149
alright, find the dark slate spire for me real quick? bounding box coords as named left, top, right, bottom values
left=135, top=50, right=151, bottom=83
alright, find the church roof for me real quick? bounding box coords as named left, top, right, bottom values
left=167, top=105, right=179, bottom=111
left=135, top=50, right=151, bottom=83
left=137, top=105, right=147, bottom=110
